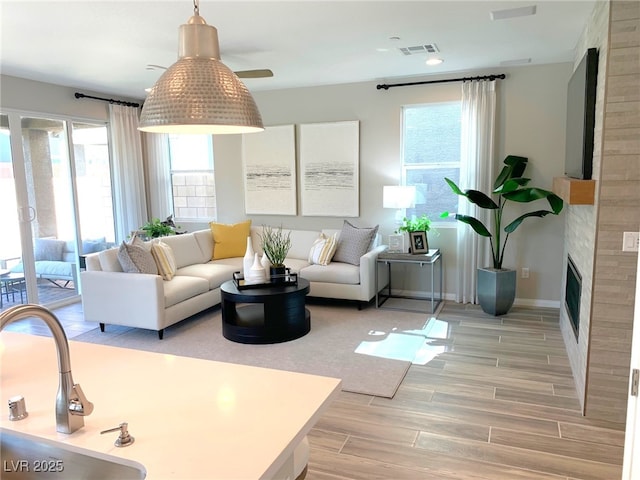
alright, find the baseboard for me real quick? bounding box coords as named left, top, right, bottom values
left=390, top=289, right=560, bottom=309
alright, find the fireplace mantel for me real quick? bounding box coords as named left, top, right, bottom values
left=552, top=176, right=596, bottom=205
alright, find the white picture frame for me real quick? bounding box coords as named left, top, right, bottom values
left=299, top=121, right=359, bottom=217
left=388, top=234, right=405, bottom=253
left=242, top=125, right=297, bottom=215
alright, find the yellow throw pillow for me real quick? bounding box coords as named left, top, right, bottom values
left=150, top=240, right=177, bottom=281
left=209, top=220, right=252, bottom=260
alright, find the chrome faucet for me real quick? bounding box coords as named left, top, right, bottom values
left=0, top=304, right=94, bottom=434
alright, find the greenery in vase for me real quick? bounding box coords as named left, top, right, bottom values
left=441, top=155, right=563, bottom=269
left=396, top=214, right=432, bottom=234
left=259, top=225, right=292, bottom=267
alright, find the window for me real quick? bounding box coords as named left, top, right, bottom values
left=401, top=102, right=461, bottom=223
left=167, top=134, right=216, bottom=221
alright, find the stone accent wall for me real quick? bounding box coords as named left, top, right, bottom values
left=562, top=0, right=640, bottom=423
left=561, top=0, right=609, bottom=412
left=586, top=0, right=640, bottom=422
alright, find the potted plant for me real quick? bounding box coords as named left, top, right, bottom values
left=259, top=225, right=292, bottom=282
left=396, top=214, right=432, bottom=234
left=140, top=215, right=182, bottom=238
left=396, top=214, right=432, bottom=253
left=441, top=155, right=563, bottom=315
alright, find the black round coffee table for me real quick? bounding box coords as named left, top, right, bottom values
left=220, top=278, right=310, bottom=344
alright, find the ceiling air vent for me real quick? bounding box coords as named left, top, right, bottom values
left=399, top=44, right=439, bottom=56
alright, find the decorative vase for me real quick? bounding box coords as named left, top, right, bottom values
left=246, top=253, right=266, bottom=284
left=477, top=267, right=516, bottom=316
left=260, top=252, right=271, bottom=275
left=243, top=236, right=254, bottom=275
left=269, top=265, right=287, bottom=284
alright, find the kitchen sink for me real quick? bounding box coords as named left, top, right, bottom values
left=1, top=428, right=146, bottom=479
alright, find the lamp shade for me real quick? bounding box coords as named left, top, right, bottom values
left=383, top=186, right=416, bottom=209
left=139, top=12, right=264, bottom=134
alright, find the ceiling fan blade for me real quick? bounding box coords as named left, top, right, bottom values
left=234, top=69, right=274, bottom=79
left=147, top=64, right=273, bottom=79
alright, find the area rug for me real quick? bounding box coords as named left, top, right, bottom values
left=72, top=303, right=431, bottom=398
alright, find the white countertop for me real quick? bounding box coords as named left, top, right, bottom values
left=0, top=331, right=341, bottom=479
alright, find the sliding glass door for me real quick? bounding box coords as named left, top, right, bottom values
left=0, top=112, right=115, bottom=312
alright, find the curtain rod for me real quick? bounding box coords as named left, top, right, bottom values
left=74, top=92, right=140, bottom=108
left=376, top=73, right=506, bottom=90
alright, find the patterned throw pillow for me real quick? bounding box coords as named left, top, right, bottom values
left=332, top=220, right=379, bottom=266
left=150, top=240, right=177, bottom=281
left=308, top=233, right=338, bottom=266
left=209, top=220, right=252, bottom=260
left=117, top=240, right=158, bottom=274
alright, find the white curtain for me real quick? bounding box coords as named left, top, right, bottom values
left=109, top=104, right=148, bottom=243
left=456, top=80, right=497, bottom=303
left=144, top=132, right=172, bottom=220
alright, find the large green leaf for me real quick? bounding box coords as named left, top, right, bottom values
left=494, top=155, right=528, bottom=189
left=454, top=214, right=492, bottom=237
left=444, top=178, right=498, bottom=209
left=464, top=190, right=499, bottom=209
left=494, top=178, right=530, bottom=194
left=504, top=210, right=554, bottom=233
left=503, top=188, right=564, bottom=213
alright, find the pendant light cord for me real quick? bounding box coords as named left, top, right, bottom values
left=193, top=0, right=199, bottom=16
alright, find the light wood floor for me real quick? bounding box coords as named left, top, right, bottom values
left=4, top=301, right=625, bottom=479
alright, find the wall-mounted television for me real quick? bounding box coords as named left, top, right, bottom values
left=564, top=47, right=598, bottom=180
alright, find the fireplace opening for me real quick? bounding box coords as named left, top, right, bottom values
left=565, top=255, right=581, bottom=340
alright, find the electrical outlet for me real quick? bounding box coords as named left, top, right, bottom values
left=623, top=232, right=639, bottom=252
left=521, top=267, right=530, bottom=279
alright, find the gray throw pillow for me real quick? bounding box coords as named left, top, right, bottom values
left=117, top=241, right=158, bottom=274
left=34, top=238, right=66, bottom=261
left=332, top=220, right=379, bottom=266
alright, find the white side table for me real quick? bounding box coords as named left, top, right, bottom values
left=375, top=249, right=443, bottom=314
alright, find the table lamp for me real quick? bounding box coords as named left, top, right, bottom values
left=383, top=186, right=416, bottom=253
left=383, top=186, right=416, bottom=224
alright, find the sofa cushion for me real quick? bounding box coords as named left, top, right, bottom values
left=281, top=258, right=310, bottom=274
left=300, top=262, right=360, bottom=285
left=193, top=229, right=215, bottom=260
left=82, top=237, right=107, bottom=254
left=117, top=241, right=158, bottom=275
left=176, top=262, right=239, bottom=290
left=210, top=220, right=251, bottom=260
left=98, top=248, right=123, bottom=272
left=35, top=238, right=65, bottom=261
left=160, top=233, right=209, bottom=268
left=11, top=260, right=75, bottom=280
left=286, top=229, right=323, bottom=260
left=308, top=233, right=338, bottom=265
left=151, top=240, right=177, bottom=280
left=35, top=260, right=75, bottom=279
left=162, top=275, right=209, bottom=308
left=332, top=220, right=379, bottom=266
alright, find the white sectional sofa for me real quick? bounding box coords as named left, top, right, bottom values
left=81, top=224, right=387, bottom=339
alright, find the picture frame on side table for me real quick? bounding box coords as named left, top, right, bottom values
left=409, top=231, right=428, bottom=254
left=388, top=234, right=404, bottom=253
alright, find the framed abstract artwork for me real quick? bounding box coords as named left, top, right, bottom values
left=299, top=121, right=359, bottom=217
left=242, top=124, right=297, bottom=215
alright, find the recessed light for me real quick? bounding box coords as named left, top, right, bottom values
left=490, top=5, right=537, bottom=20
left=426, top=58, right=444, bottom=66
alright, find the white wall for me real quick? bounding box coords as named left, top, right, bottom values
left=0, top=62, right=572, bottom=306
left=212, top=64, right=572, bottom=306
